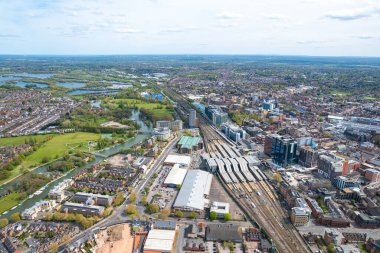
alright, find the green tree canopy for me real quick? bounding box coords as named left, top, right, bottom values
left=327, top=243, right=335, bottom=253
left=129, top=191, right=137, bottom=203
left=209, top=211, right=217, bottom=220
left=188, top=211, right=197, bottom=219
left=175, top=210, right=184, bottom=218
left=146, top=203, right=159, bottom=214
left=0, top=218, right=8, bottom=228
left=126, top=204, right=138, bottom=215
left=10, top=212, right=21, bottom=222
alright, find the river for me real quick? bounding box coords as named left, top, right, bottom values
left=0, top=110, right=151, bottom=220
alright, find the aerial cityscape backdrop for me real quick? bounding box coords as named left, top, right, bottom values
left=0, top=1, right=379, bottom=253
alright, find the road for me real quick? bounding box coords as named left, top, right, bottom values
left=163, top=86, right=312, bottom=253
left=60, top=136, right=179, bottom=251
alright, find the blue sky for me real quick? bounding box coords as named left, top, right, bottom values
left=0, top=0, right=379, bottom=56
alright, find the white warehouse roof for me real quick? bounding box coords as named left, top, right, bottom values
left=143, top=229, right=176, bottom=252
left=164, top=154, right=191, bottom=167
left=164, top=164, right=187, bottom=186
left=173, top=170, right=213, bottom=211
left=210, top=201, right=230, bottom=215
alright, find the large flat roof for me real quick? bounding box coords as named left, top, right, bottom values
left=164, top=165, right=187, bottom=186
left=178, top=136, right=202, bottom=149
left=292, top=207, right=309, bottom=215
left=173, top=170, right=213, bottom=211
left=205, top=224, right=242, bottom=242
left=61, top=202, right=104, bottom=212
left=210, top=201, right=230, bottom=214
left=164, top=154, right=191, bottom=166
left=143, top=229, right=175, bottom=252
left=75, top=192, right=113, bottom=200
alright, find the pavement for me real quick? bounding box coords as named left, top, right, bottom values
left=175, top=224, right=186, bottom=253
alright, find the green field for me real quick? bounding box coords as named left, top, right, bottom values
left=20, top=132, right=100, bottom=167
left=0, top=193, right=21, bottom=214
left=107, top=98, right=168, bottom=109
left=330, top=90, right=352, bottom=96
left=0, top=134, right=53, bottom=146
left=0, top=132, right=100, bottom=186
left=105, top=98, right=174, bottom=121
left=149, top=109, right=173, bottom=119
left=363, top=96, right=379, bottom=101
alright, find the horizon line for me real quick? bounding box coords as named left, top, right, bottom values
left=1, top=53, right=380, bottom=58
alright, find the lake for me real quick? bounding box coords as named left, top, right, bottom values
left=0, top=76, right=21, bottom=81
left=14, top=82, right=48, bottom=88
left=0, top=73, right=53, bottom=88
left=0, top=81, right=48, bottom=88
left=67, top=89, right=118, bottom=95
left=56, top=82, right=86, bottom=88
left=0, top=73, right=53, bottom=80
left=14, top=73, right=54, bottom=79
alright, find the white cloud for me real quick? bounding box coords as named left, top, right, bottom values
left=159, top=26, right=198, bottom=33
left=325, top=5, right=380, bottom=21
left=114, top=27, right=141, bottom=34
left=215, top=22, right=239, bottom=28
left=0, top=0, right=379, bottom=55
left=297, top=40, right=323, bottom=45
left=216, top=11, right=243, bottom=20
left=353, top=35, right=379, bottom=40
left=262, top=13, right=288, bottom=20
left=159, top=28, right=185, bottom=33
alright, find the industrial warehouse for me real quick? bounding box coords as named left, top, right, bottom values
left=173, top=170, right=213, bottom=213
left=143, top=229, right=177, bottom=253
left=164, top=154, right=191, bottom=167
left=163, top=164, right=187, bottom=188
left=176, top=135, right=203, bottom=154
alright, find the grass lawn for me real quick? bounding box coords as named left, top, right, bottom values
left=108, top=98, right=169, bottom=110
left=0, top=132, right=100, bottom=186
left=0, top=192, right=21, bottom=214
left=71, top=95, right=85, bottom=99
left=330, top=90, right=352, bottom=96
left=363, top=96, right=379, bottom=101
left=97, top=117, right=110, bottom=124
left=20, top=132, right=100, bottom=168
left=359, top=243, right=369, bottom=253
left=317, top=197, right=329, bottom=213
left=105, top=98, right=174, bottom=121
left=149, top=109, right=173, bottom=119
left=0, top=134, right=54, bottom=146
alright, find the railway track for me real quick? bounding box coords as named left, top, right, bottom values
left=207, top=131, right=310, bottom=252
left=162, top=87, right=311, bottom=253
